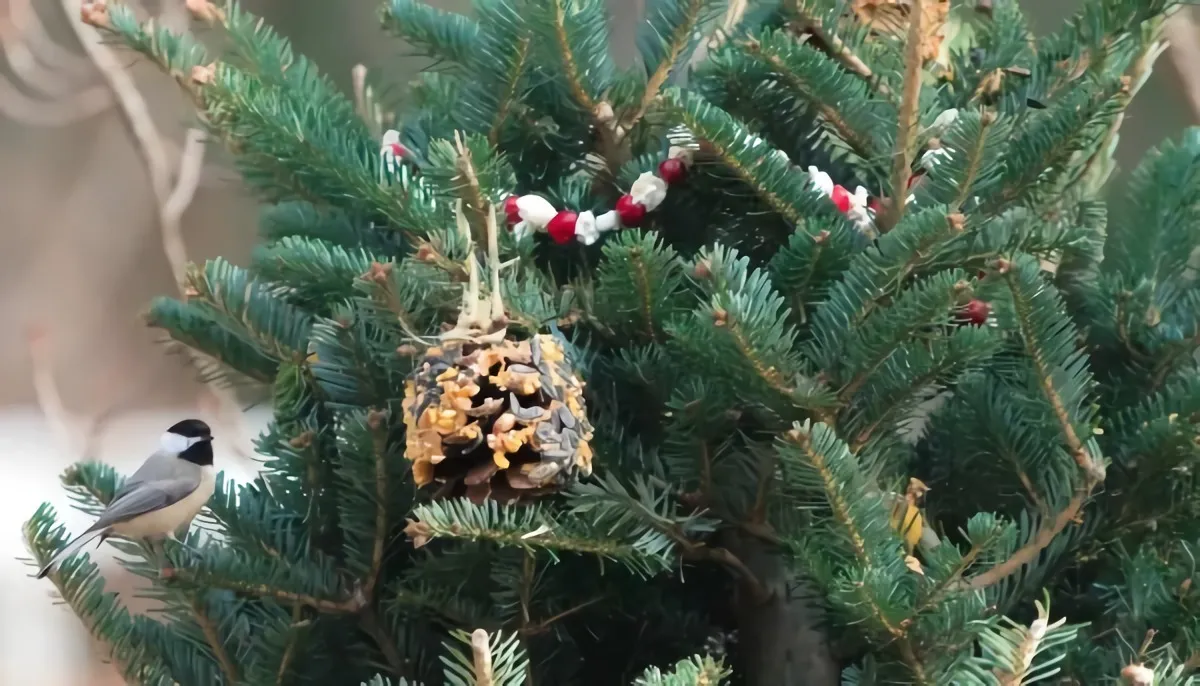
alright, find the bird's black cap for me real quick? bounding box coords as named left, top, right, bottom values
left=167, top=419, right=215, bottom=466
left=167, top=418, right=213, bottom=440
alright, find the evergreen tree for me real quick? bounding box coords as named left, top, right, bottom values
left=23, top=0, right=1200, bottom=684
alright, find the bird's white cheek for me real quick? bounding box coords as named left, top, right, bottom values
left=160, top=432, right=191, bottom=454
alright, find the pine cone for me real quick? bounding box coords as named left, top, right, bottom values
left=402, top=334, right=594, bottom=500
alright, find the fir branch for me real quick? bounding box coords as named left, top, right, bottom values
left=24, top=505, right=177, bottom=685
left=837, top=269, right=970, bottom=402
left=586, top=230, right=691, bottom=344
left=879, top=0, right=928, bottom=231
left=43, top=465, right=243, bottom=684
left=1004, top=261, right=1103, bottom=482
left=487, top=36, right=530, bottom=144
left=658, top=88, right=816, bottom=226
left=190, top=597, right=240, bottom=684
left=669, top=245, right=839, bottom=416
left=944, top=111, right=1002, bottom=212
left=161, top=558, right=366, bottom=613
left=809, top=210, right=966, bottom=376
left=783, top=1, right=880, bottom=93
left=626, top=0, right=721, bottom=132
left=406, top=497, right=682, bottom=576
left=546, top=0, right=599, bottom=112
left=465, top=0, right=533, bottom=142
left=360, top=606, right=408, bottom=680
left=381, top=0, right=479, bottom=65
left=967, top=256, right=1105, bottom=591
left=776, top=422, right=914, bottom=641
left=633, top=655, right=731, bottom=685
left=443, top=628, right=530, bottom=686
left=739, top=33, right=881, bottom=160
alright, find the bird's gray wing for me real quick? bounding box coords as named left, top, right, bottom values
left=110, top=451, right=182, bottom=502
left=89, top=475, right=201, bottom=533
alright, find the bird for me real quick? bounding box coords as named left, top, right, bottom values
left=36, top=418, right=217, bottom=579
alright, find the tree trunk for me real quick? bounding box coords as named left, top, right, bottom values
left=724, top=532, right=840, bottom=686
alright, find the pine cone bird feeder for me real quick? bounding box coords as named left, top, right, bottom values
left=402, top=172, right=594, bottom=501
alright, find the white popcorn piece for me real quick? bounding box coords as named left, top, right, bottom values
left=516, top=194, right=558, bottom=228
left=575, top=211, right=600, bottom=245
left=595, top=210, right=620, bottom=233
left=630, top=172, right=668, bottom=211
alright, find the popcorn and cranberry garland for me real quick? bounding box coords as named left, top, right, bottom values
left=806, top=165, right=874, bottom=234
left=504, top=147, right=693, bottom=245
left=385, top=109, right=963, bottom=245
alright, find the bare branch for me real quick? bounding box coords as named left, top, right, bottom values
left=64, top=0, right=253, bottom=460
left=162, top=128, right=208, bottom=285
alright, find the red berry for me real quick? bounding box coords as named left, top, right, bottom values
left=615, top=194, right=647, bottom=226
left=546, top=211, right=579, bottom=245
left=961, top=299, right=991, bottom=325
left=503, top=196, right=521, bottom=226
left=830, top=185, right=853, bottom=213
left=658, top=158, right=687, bottom=185
left=390, top=142, right=407, bottom=158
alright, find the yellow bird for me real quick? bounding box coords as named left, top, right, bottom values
left=889, top=478, right=930, bottom=553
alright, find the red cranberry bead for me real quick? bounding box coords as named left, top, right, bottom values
left=658, top=158, right=687, bottom=185
left=546, top=211, right=579, bottom=245
left=961, top=299, right=991, bottom=326
left=615, top=194, right=647, bottom=227
left=503, top=196, right=521, bottom=226
left=830, top=185, right=853, bottom=213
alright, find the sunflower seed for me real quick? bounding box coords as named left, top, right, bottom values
left=530, top=336, right=543, bottom=367
left=555, top=406, right=576, bottom=429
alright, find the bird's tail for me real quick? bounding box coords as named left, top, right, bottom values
left=35, top=529, right=105, bottom=579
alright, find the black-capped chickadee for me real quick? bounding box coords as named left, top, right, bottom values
left=36, top=419, right=217, bottom=579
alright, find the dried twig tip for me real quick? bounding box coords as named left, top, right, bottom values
left=186, top=0, right=226, bottom=24
left=80, top=1, right=110, bottom=28
left=190, top=63, right=217, bottom=85
left=470, top=629, right=494, bottom=686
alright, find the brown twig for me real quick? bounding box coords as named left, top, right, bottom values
left=520, top=596, right=606, bottom=635
left=878, top=0, right=928, bottom=232
left=163, top=568, right=367, bottom=613
left=274, top=604, right=305, bottom=686
left=453, top=131, right=491, bottom=248
left=365, top=409, right=390, bottom=598
left=190, top=598, right=240, bottom=683
left=785, top=1, right=887, bottom=97
left=360, top=605, right=407, bottom=679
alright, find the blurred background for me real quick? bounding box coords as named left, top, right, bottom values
left=0, top=0, right=1196, bottom=683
